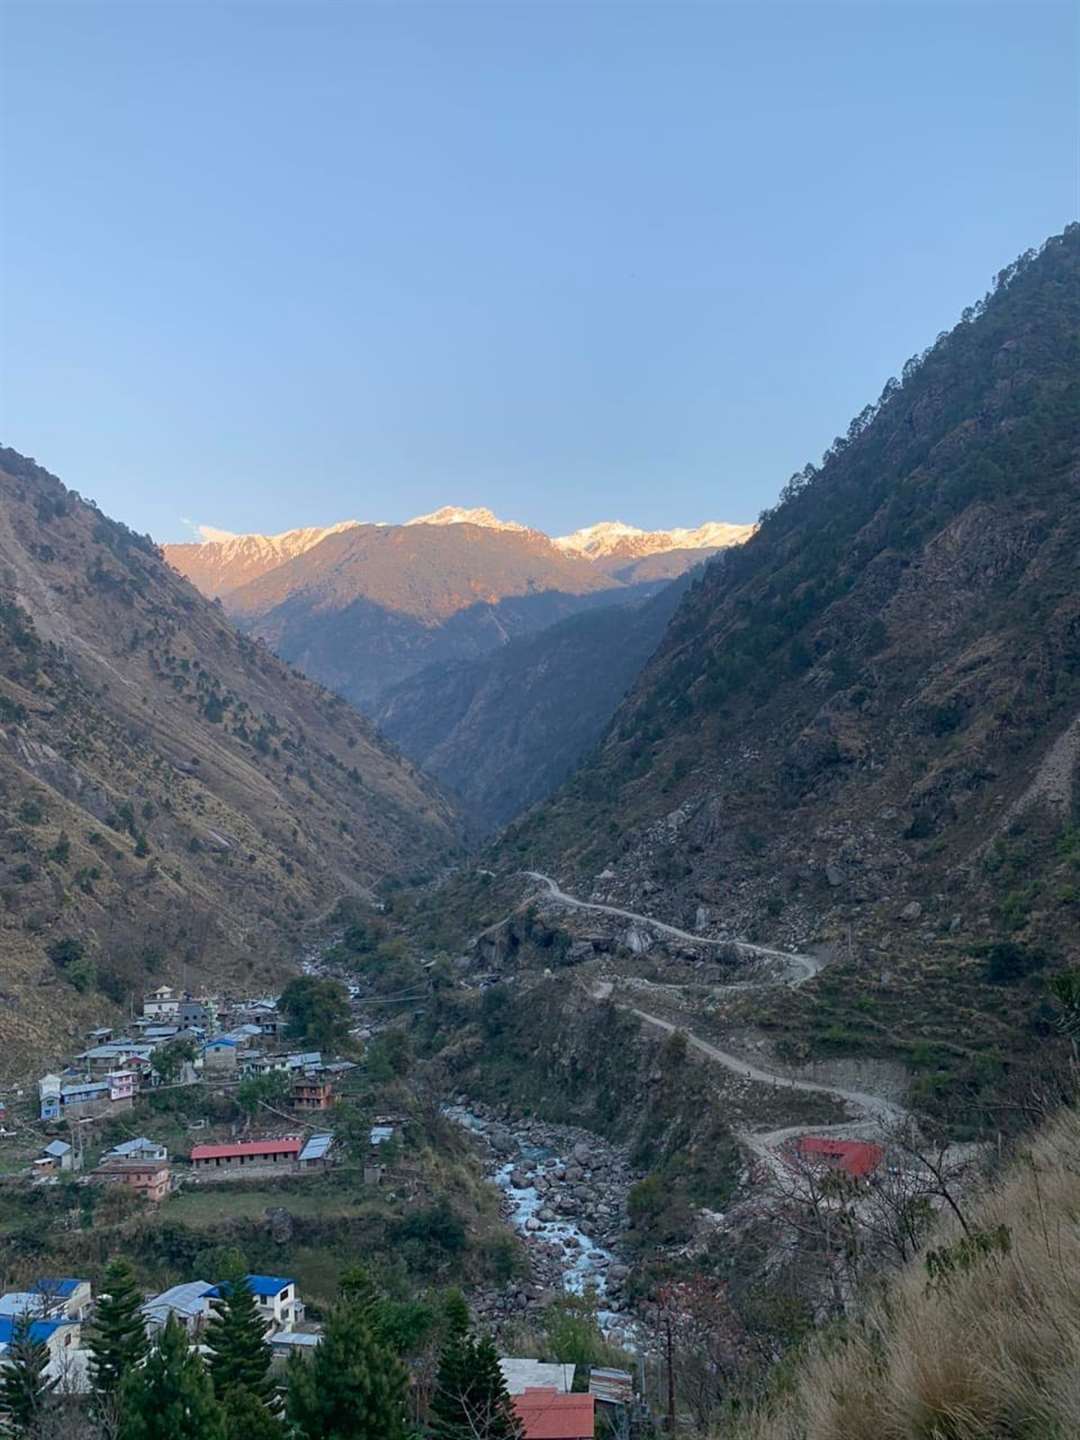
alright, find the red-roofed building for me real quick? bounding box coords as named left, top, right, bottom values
left=513, top=1389, right=595, bottom=1440
left=794, top=1137, right=884, bottom=1181
left=190, top=1137, right=302, bottom=1172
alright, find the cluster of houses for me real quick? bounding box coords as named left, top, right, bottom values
left=0, top=1271, right=635, bottom=1435
left=39, top=986, right=353, bottom=1126
left=0, top=1272, right=318, bottom=1392
left=27, top=984, right=391, bottom=1197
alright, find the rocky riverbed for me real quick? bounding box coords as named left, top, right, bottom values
left=445, top=1102, right=639, bottom=1339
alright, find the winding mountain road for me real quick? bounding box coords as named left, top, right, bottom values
left=522, top=871, right=909, bottom=1167
left=522, top=871, right=825, bottom=987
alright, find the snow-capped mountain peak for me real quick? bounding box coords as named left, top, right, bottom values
left=404, top=505, right=528, bottom=533
left=554, top=519, right=754, bottom=560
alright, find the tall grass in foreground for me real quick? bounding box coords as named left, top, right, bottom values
left=733, top=1104, right=1080, bottom=1440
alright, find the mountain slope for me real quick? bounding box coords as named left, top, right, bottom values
left=165, top=510, right=753, bottom=711
left=498, top=227, right=1080, bottom=1113
left=165, top=521, right=361, bottom=599
left=212, top=522, right=632, bottom=708
left=0, top=448, right=457, bottom=1061
left=374, top=569, right=701, bottom=833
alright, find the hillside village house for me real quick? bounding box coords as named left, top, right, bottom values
left=297, top=1133, right=334, bottom=1170
left=513, top=1390, right=595, bottom=1440
left=39, top=1070, right=136, bottom=1121
left=292, top=1076, right=334, bottom=1111
left=142, top=1282, right=216, bottom=1336
left=34, top=1139, right=79, bottom=1174
left=0, top=1315, right=80, bottom=1377
left=0, top=1279, right=91, bottom=1322
left=91, top=1157, right=171, bottom=1204
left=106, top=1137, right=168, bottom=1163
left=203, top=1036, right=239, bottom=1070
left=244, top=1275, right=301, bottom=1332
left=190, top=1137, right=302, bottom=1173
left=142, top=985, right=180, bottom=1019
left=793, top=1136, right=885, bottom=1182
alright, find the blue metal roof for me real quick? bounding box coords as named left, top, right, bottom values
left=298, top=1134, right=332, bottom=1163
left=0, top=1315, right=74, bottom=1344
left=245, top=1274, right=294, bottom=1298
left=30, top=1278, right=84, bottom=1298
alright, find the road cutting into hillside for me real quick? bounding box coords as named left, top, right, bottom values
left=522, top=871, right=910, bottom=1173
left=522, top=870, right=825, bottom=986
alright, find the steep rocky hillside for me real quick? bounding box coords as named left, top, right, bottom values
left=0, top=448, right=457, bottom=1064
left=375, top=570, right=699, bottom=833
left=497, top=227, right=1080, bottom=1112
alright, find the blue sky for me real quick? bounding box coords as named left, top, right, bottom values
left=1, top=1, right=1076, bottom=543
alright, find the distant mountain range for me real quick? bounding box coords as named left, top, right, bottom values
left=164, top=508, right=752, bottom=710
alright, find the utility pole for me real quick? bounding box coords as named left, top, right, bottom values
left=664, top=1308, right=676, bottom=1434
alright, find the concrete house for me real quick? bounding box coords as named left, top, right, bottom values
left=142, top=1281, right=216, bottom=1335
left=292, top=1077, right=334, bottom=1112
left=106, top=1136, right=168, bottom=1163
left=34, top=1139, right=79, bottom=1174
left=0, top=1279, right=92, bottom=1322
left=245, top=1275, right=300, bottom=1332
left=203, top=1037, right=238, bottom=1070
left=189, top=1137, right=302, bottom=1173
left=91, top=1157, right=171, bottom=1204
left=142, top=986, right=180, bottom=1019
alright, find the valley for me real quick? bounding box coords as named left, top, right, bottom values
left=0, top=229, right=1076, bottom=1439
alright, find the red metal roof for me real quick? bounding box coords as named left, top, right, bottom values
left=513, top=1390, right=595, bottom=1440
left=190, top=1138, right=301, bottom=1161
left=796, top=1137, right=884, bottom=1179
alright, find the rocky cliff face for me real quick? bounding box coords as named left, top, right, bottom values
left=495, top=228, right=1080, bottom=1111
left=0, top=448, right=457, bottom=1061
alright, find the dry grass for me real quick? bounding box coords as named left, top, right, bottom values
left=732, top=1104, right=1080, bottom=1440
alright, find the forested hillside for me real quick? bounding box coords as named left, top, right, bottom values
left=0, top=449, right=457, bottom=1061
left=497, top=227, right=1080, bottom=1114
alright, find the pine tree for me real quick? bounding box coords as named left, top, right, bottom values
left=87, top=1257, right=149, bottom=1396
left=205, top=1272, right=273, bottom=1402
left=337, top=1264, right=379, bottom=1323
left=0, top=1313, right=57, bottom=1435
left=430, top=1302, right=522, bottom=1440
left=286, top=1302, right=406, bottom=1440
left=221, top=1384, right=286, bottom=1440
left=118, top=1315, right=227, bottom=1440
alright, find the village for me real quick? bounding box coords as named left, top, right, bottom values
left=0, top=979, right=651, bottom=1438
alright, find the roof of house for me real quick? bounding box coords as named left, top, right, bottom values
left=42, top=1141, right=71, bottom=1158
left=268, top=1329, right=320, bottom=1347
left=796, top=1137, right=884, bottom=1179
left=142, top=1281, right=215, bottom=1321
left=95, top=1157, right=169, bottom=1176
left=205, top=1037, right=237, bottom=1048
left=588, top=1367, right=634, bottom=1404
left=245, top=1275, right=295, bottom=1298
left=0, top=1315, right=75, bottom=1345
left=190, top=1138, right=302, bottom=1162
left=513, top=1390, right=595, bottom=1440
left=499, top=1358, right=574, bottom=1395
left=370, top=1125, right=395, bottom=1146
left=31, top=1279, right=85, bottom=1298
left=298, top=1134, right=333, bottom=1163
left=109, top=1138, right=166, bottom=1158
